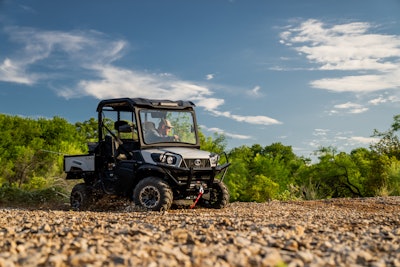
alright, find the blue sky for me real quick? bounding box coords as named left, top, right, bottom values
left=1, top=0, right=400, bottom=158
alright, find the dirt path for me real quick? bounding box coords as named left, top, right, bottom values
left=1, top=197, right=400, bottom=266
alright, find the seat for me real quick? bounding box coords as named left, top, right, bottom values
left=143, top=121, right=156, bottom=133
left=114, top=120, right=131, bottom=133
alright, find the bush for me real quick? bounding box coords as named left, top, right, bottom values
left=0, top=184, right=69, bottom=207
left=249, top=175, right=279, bottom=202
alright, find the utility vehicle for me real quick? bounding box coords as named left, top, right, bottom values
left=64, top=98, right=230, bottom=211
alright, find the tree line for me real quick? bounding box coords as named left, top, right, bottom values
left=1, top=113, right=400, bottom=203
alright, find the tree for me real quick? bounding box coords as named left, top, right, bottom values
left=224, top=143, right=305, bottom=202
left=199, top=131, right=227, bottom=154
left=371, top=114, right=400, bottom=159
left=75, top=117, right=98, bottom=141
left=249, top=174, right=279, bottom=202
left=263, top=143, right=297, bottom=163
left=0, top=114, right=87, bottom=188
left=251, top=153, right=292, bottom=194
left=224, top=146, right=253, bottom=201
left=385, top=157, right=400, bottom=196
left=301, top=143, right=400, bottom=199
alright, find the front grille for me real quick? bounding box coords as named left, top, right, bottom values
left=181, top=159, right=210, bottom=168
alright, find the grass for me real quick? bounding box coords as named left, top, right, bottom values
left=0, top=185, right=69, bottom=209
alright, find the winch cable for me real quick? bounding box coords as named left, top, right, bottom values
left=190, top=186, right=204, bottom=209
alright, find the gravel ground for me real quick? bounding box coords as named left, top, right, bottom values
left=1, top=197, right=400, bottom=267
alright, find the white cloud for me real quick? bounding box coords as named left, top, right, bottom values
left=280, top=19, right=400, bottom=93
left=369, top=96, right=387, bottom=105
left=327, top=94, right=400, bottom=115
left=332, top=102, right=369, bottom=114
left=349, top=136, right=379, bottom=145
left=71, top=64, right=223, bottom=112
left=209, top=109, right=282, bottom=125
left=205, top=74, right=214, bottom=80
left=308, top=128, right=379, bottom=151
left=70, top=64, right=282, bottom=126
left=349, top=108, right=369, bottom=114
left=313, top=128, right=329, bottom=136
left=334, top=102, right=359, bottom=109
left=369, top=94, right=400, bottom=105
left=1, top=26, right=281, bottom=127
left=310, top=74, right=399, bottom=93
left=0, top=58, right=38, bottom=84
left=200, top=125, right=252, bottom=140
left=195, top=97, right=225, bottom=111
left=247, top=85, right=262, bottom=97
left=0, top=26, right=126, bottom=85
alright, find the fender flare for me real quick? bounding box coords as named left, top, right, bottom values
left=136, top=164, right=165, bottom=175
left=135, top=164, right=179, bottom=186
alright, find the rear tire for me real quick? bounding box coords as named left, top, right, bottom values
left=70, top=183, right=92, bottom=211
left=133, top=177, right=173, bottom=211
left=200, top=181, right=229, bottom=209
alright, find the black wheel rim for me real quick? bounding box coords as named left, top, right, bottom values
left=71, top=192, right=83, bottom=209
left=209, top=188, right=219, bottom=204
left=139, top=185, right=160, bottom=209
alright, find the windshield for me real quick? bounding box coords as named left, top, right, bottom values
left=140, top=109, right=197, bottom=145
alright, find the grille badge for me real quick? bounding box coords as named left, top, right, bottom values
left=194, top=159, right=202, bottom=166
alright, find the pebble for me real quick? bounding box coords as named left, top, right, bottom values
left=0, top=197, right=400, bottom=266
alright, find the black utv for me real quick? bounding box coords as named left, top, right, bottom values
left=64, top=98, right=230, bottom=211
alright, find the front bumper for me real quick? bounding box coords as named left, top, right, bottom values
left=158, top=162, right=231, bottom=188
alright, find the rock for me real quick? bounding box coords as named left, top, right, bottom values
left=297, top=250, right=314, bottom=263
left=261, top=248, right=284, bottom=267
left=356, top=250, right=374, bottom=265
left=1, top=197, right=400, bottom=266
left=285, top=239, right=299, bottom=252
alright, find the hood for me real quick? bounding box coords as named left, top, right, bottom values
left=145, top=147, right=212, bottom=159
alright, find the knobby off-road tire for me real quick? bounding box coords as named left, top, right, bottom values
left=133, top=177, right=173, bottom=211
left=200, top=181, right=230, bottom=209
left=70, top=183, right=93, bottom=211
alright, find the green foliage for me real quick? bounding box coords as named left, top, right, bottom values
left=0, top=184, right=68, bottom=206
left=371, top=114, right=400, bottom=159
left=316, top=149, right=364, bottom=197
left=386, top=159, right=400, bottom=195
left=224, top=145, right=253, bottom=201
left=276, top=184, right=301, bottom=201
left=220, top=112, right=400, bottom=201
left=0, top=114, right=86, bottom=189
left=199, top=130, right=227, bottom=154
left=2, top=111, right=400, bottom=207
left=223, top=143, right=306, bottom=202
left=75, top=117, right=98, bottom=142
left=249, top=175, right=279, bottom=202
left=294, top=147, right=374, bottom=199
left=169, top=113, right=197, bottom=144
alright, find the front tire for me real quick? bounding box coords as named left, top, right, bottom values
left=133, top=177, right=173, bottom=211
left=70, top=183, right=92, bottom=211
left=200, top=181, right=229, bottom=209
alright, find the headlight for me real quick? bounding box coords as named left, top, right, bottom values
left=165, top=155, right=176, bottom=165
left=209, top=153, right=220, bottom=167
left=151, top=153, right=177, bottom=165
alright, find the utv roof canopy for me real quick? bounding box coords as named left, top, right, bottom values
left=97, top=98, right=196, bottom=112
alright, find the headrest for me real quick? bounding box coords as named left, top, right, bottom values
left=114, top=120, right=128, bottom=130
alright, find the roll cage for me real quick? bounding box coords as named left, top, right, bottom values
left=96, top=98, right=200, bottom=149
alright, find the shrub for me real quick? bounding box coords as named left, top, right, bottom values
left=0, top=184, right=68, bottom=207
